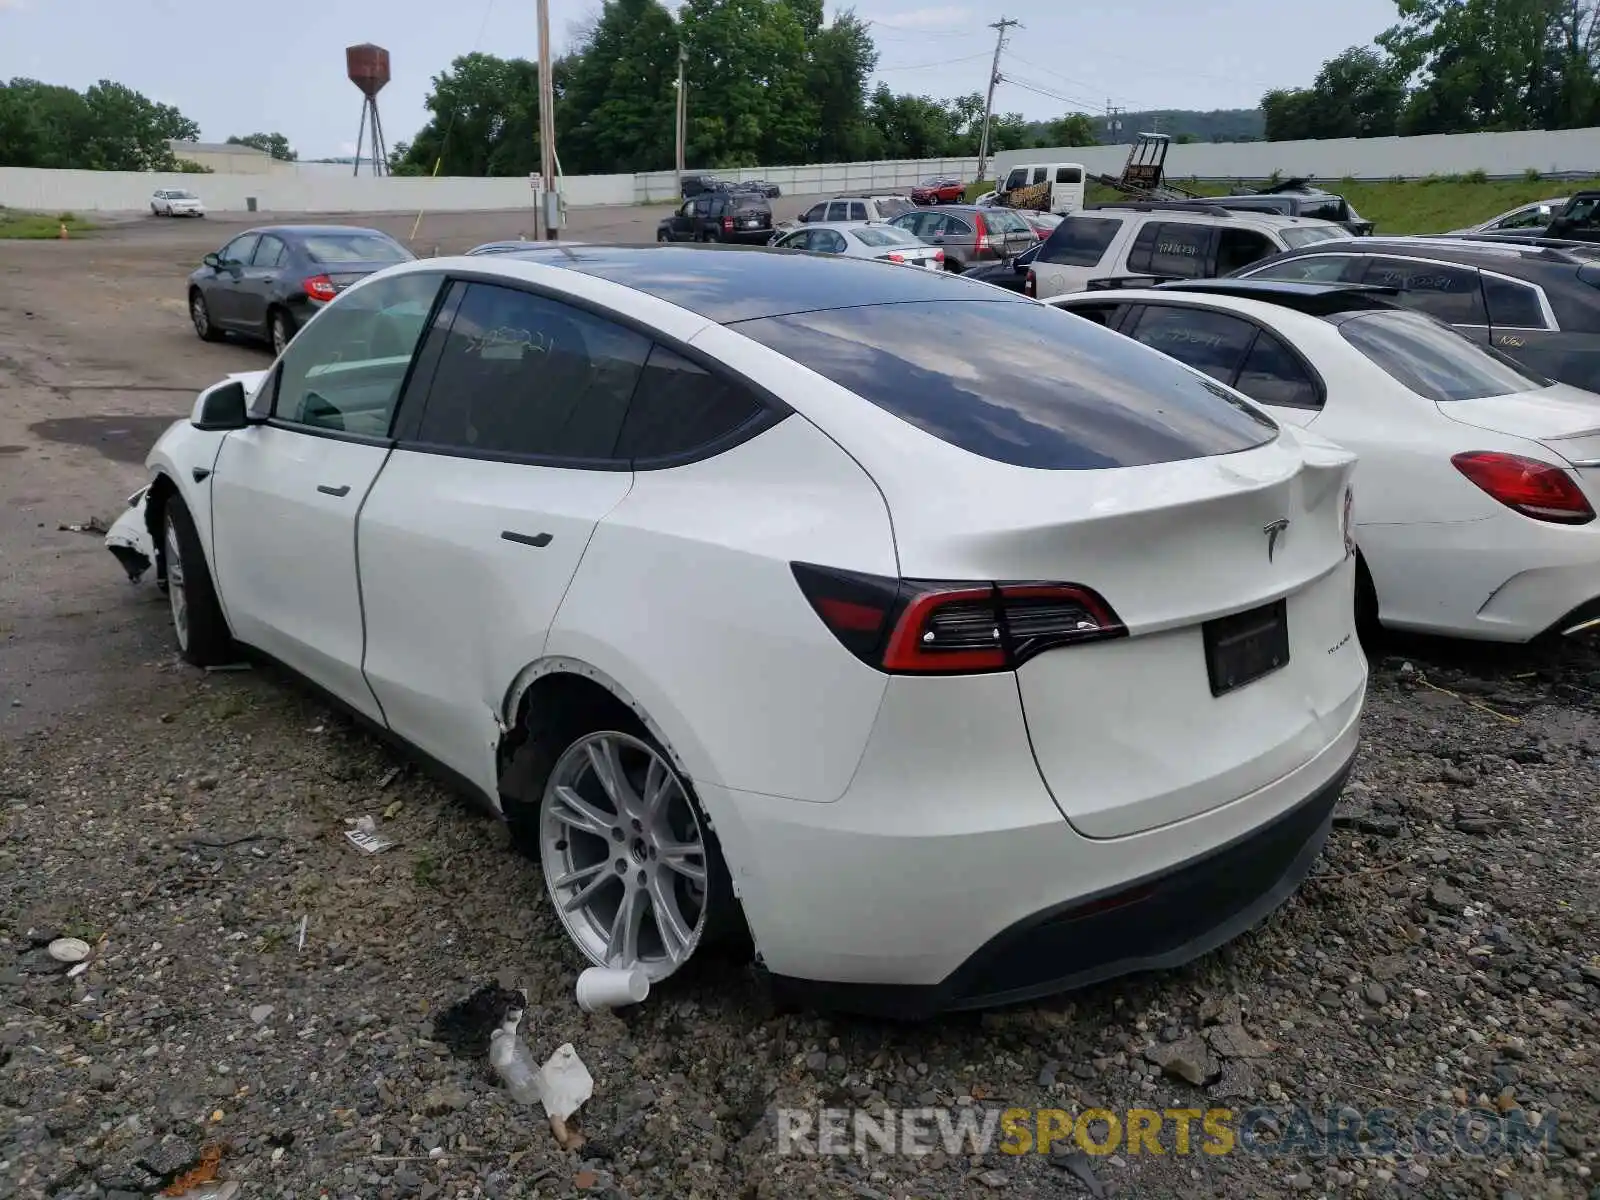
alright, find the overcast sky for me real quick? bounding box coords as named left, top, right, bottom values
left=0, top=0, right=1400, bottom=160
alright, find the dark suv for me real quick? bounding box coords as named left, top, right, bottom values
left=1214, top=183, right=1375, bottom=236
left=1236, top=234, right=1600, bottom=390
left=658, top=191, right=774, bottom=244
left=680, top=174, right=728, bottom=199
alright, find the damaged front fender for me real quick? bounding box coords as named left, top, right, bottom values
left=106, top=486, right=154, bottom=582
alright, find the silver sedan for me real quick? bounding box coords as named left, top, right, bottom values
left=769, top=221, right=946, bottom=270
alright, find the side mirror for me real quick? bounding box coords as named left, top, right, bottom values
left=203, top=253, right=221, bottom=269
left=191, top=379, right=249, bottom=431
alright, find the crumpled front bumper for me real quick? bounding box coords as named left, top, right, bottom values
left=106, top=486, right=154, bottom=582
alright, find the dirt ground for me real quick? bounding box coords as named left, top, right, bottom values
left=2, top=209, right=1598, bottom=1200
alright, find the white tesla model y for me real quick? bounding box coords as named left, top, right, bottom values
left=116, top=246, right=1365, bottom=1015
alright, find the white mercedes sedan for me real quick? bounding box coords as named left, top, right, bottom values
left=109, top=246, right=1364, bottom=1015
left=1047, top=279, right=1600, bottom=642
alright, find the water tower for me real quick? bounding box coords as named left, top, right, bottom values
left=347, top=43, right=391, bottom=176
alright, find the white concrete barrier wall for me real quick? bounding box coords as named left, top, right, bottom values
left=0, top=165, right=634, bottom=214
left=6, top=126, right=1600, bottom=216
left=993, top=126, right=1600, bottom=184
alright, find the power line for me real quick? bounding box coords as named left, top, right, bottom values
left=876, top=52, right=992, bottom=72
left=1005, top=51, right=1133, bottom=110
left=1002, top=75, right=1106, bottom=114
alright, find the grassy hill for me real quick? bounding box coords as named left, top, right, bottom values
left=968, top=173, right=1591, bottom=236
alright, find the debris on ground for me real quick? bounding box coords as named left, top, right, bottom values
left=489, top=1009, right=542, bottom=1104
left=46, top=936, right=90, bottom=963
left=434, top=983, right=527, bottom=1059
left=160, top=1143, right=227, bottom=1195
left=538, top=1043, right=594, bottom=1122
left=575, top=965, right=649, bottom=1012
left=343, top=813, right=396, bottom=854
left=59, top=516, right=108, bottom=535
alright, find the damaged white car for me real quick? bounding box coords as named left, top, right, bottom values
left=111, top=249, right=1364, bottom=1016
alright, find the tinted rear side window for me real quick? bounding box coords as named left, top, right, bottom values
left=414, top=282, right=649, bottom=460
left=1483, top=275, right=1547, bottom=328
left=731, top=301, right=1277, bottom=470
left=615, top=346, right=766, bottom=464
left=1128, top=222, right=1215, bottom=279
left=1339, top=310, right=1551, bottom=402
left=1038, top=217, right=1121, bottom=266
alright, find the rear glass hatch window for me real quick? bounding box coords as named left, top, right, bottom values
left=732, top=300, right=1278, bottom=470
left=1338, top=309, right=1553, bottom=402
left=733, top=195, right=770, bottom=211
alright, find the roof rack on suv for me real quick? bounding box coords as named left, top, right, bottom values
left=1087, top=201, right=1238, bottom=217
left=1151, top=280, right=1402, bottom=314
left=1391, top=232, right=1599, bottom=263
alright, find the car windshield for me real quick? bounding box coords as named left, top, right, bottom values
left=1338, top=310, right=1553, bottom=402
left=1280, top=227, right=1353, bottom=248
left=732, top=300, right=1278, bottom=471
left=919, top=178, right=946, bottom=187
left=852, top=226, right=922, bottom=247
left=170, top=191, right=197, bottom=200
left=301, top=233, right=411, bottom=264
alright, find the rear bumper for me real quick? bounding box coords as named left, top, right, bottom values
left=766, top=742, right=1354, bottom=1018
left=700, top=663, right=1363, bottom=1013
left=724, top=228, right=775, bottom=244
left=1358, top=515, right=1600, bottom=641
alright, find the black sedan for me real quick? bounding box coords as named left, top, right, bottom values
left=187, top=225, right=414, bottom=354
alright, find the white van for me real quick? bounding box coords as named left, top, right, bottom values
left=997, top=163, right=1087, bottom=216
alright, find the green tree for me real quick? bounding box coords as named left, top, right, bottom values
left=0, top=78, right=198, bottom=169
left=679, top=0, right=816, bottom=165
left=398, top=52, right=562, bottom=176
left=1044, top=112, right=1099, bottom=146
left=559, top=0, right=679, bottom=174
left=1262, top=47, right=1403, bottom=141
left=1380, top=0, right=1600, bottom=132
left=805, top=11, right=878, bottom=161
left=227, top=131, right=298, bottom=161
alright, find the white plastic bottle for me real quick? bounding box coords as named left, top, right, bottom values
left=488, top=1009, right=541, bottom=1105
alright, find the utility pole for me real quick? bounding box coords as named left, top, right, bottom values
left=1106, top=100, right=1123, bottom=143
left=975, top=16, right=1019, bottom=182
left=536, top=0, right=560, bottom=240
left=674, top=46, right=687, bottom=197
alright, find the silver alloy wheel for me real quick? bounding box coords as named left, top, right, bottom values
left=190, top=293, right=209, bottom=337
left=271, top=312, right=289, bottom=355
left=163, top=514, right=189, bottom=652
left=539, top=731, right=709, bottom=981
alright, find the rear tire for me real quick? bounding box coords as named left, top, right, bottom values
left=501, top=697, right=741, bottom=981
left=161, top=492, right=234, bottom=667
left=190, top=290, right=222, bottom=342
left=269, top=307, right=294, bottom=356
left=1355, top=552, right=1382, bottom=650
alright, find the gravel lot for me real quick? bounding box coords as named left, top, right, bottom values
left=2, top=211, right=1598, bottom=1200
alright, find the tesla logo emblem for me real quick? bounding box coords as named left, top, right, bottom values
left=1263, top=518, right=1290, bottom=562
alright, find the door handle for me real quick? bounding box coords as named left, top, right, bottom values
left=317, top=484, right=351, bottom=497
left=501, top=530, right=552, bottom=548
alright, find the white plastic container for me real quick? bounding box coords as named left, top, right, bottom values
left=488, top=1009, right=541, bottom=1105
left=575, top=966, right=649, bottom=1012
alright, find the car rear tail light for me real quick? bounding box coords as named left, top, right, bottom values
left=1452, top=451, right=1595, bottom=524
left=1024, top=268, right=1037, bottom=298
left=303, top=274, right=337, bottom=302
left=934, top=249, right=945, bottom=263
left=723, top=216, right=734, bottom=232
left=886, top=252, right=906, bottom=262
left=791, top=562, right=1125, bottom=675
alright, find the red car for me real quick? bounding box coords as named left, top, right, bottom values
left=910, top=177, right=966, bottom=205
